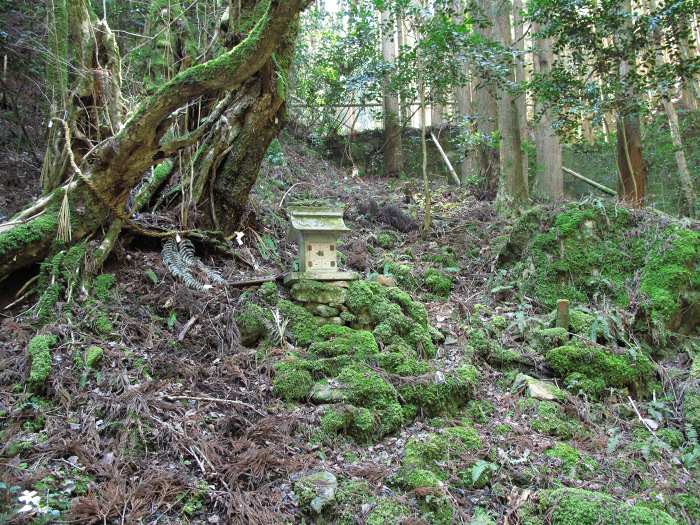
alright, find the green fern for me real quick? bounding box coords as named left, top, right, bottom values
left=162, top=238, right=225, bottom=290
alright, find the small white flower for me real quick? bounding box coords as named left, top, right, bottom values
left=234, top=231, right=245, bottom=246
left=18, top=490, right=40, bottom=506
left=19, top=504, right=34, bottom=513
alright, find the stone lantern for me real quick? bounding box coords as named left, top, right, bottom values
left=285, top=206, right=358, bottom=284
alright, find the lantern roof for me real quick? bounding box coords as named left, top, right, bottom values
left=288, top=206, right=350, bottom=234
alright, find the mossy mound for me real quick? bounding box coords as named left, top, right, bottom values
left=393, top=426, right=483, bottom=524
left=423, top=268, right=454, bottom=297
left=498, top=203, right=700, bottom=336
left=234, top=302, right=272, bottom=346
left=546, top=342, right=655, bottom=399
left=519, top=488, right=677, bottom=525
left=272, top=280, right=477, bottom=441
left=27, top=334, right=58, bottom=389
left=519, top=399, right=584, bottom=439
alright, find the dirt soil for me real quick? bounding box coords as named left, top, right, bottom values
left=0, top=135, right=698, bottom=524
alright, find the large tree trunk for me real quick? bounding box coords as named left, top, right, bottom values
left=532, top=22, right=563, bottom=200
left=472, top=0, right=500, bottom=198
left=0, top=0, right=310, bottom=280
left=494, top=0, right=528, bottom=211
left=382, top=9, right=403, bottom=178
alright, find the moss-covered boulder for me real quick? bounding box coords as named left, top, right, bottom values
left=346, top=280, right=435, bottom=357
left=546, top=342, right=655, bottom=398
left=519, top=488, right=677, bottom=525
left=498, top=203, right=700, bottom=337
left=424, top=268, right=454, bottom=297
left=234, top=302, right=271, bottom=346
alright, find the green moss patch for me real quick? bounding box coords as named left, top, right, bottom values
left=499, top=203, right=700, bottom=336
left=521, top=488, right=677, bottom=525
left=27, top=334, right=58, bottom=388
left=423, top=268, right=454, bottom=297
left=273, top=280, right=475, bottom=441
left=546, top=343, right=655, bottom=398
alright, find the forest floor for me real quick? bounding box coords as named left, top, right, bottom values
left=0, top=134, right=698, bottom=525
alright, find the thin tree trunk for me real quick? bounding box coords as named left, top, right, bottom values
left=450, top=0, right=475, bottom=183
left=513, top=0, right=528, bottom=180
left=648, top=0, right=696, bottom=216
left=615, top=112, right=646, bottom=207
left=382, top=9, right=403, bottom=178
left=532, top=22, right=563, bottom=200
left=615, top=0, right=647, bottom=208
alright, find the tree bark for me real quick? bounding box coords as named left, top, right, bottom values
left=648, top=0, right=696, bottom=216
left=0, top=0, right=310, bottom=280
left=615, top=0, right=646, bottom=208
left=382, top=9, right=403, bottom=178
left=472, top=0, right=500, bottom=198
left=494, top=0, right=528, bottom=211
left=532, top=22, right=563, bottom=200
left=512, top=0, right=529, bottom=181
left=615, top=113, right=646, bottom=207
left=42, top=0, right=123, bottom=194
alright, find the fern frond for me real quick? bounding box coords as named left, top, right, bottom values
left=162, top=237, right=224, bottom=290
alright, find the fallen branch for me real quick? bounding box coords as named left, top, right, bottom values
left=163, top=394, right=266, bottom=416
left=563, top=166, right=616, bottom=196
left=228, top=275, right=280, bottom=287
left=177, top=315, right=199, bottom=341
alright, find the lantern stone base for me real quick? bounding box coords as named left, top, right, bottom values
left=283, top=271, right=359, bottom=286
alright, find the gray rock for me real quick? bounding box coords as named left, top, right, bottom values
left=310, top=380, right=348, bottom=403
left=295, top=471, right=338, bottom=514
left=512, top=373, right=564, bottom=401
left=306, top=303, right=340, bottom=317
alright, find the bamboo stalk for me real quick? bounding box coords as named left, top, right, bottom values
left=430, top=131, right=461, bottom=186
left=562, top=166, right=616, bottom=196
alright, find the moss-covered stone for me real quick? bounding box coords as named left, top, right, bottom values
left=546, top=343, right=655, bottom=398
left=291, top=280, right=347, bottom=305
left=532, top=327, right=569, bottom=351
left=235, top=302, right=271, bottom=346
left=258, top=280, right=279, bottom=305
left=499, top=203, right=699, bottom=337
left=277, top=299, right=320, bottom=346
left=383, top=261, right=418, bottom=291
left=309, top=325, right=378, bottom=359
left=424, top=268, right=454, bottom=297
left=399, top=364, right=479, bottom=415
left=273, top=360, right=314, bottom=401
left=521, top=488, right=678, bottom=525
left=524, top=399, right=583, bottom=439
left=346, top=280, right=435, bottom=357
left=85, top=345, right=104, bottom=368
left=545, top=442, right=597, bottom=475
left=367, top=498, right=411, bottom=525
left=27, top=334, right=58, bottom=387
